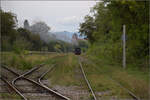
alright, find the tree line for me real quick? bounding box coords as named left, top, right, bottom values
left=79, top=0, right=149, bottom=68
left=1, top=9, right=88, bottom=53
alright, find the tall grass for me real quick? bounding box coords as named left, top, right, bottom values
left=1, top=52, right=60, bottom=70
left=81, top=55, right=149, bottom=99
left=45, top=54, right=82, bottom=86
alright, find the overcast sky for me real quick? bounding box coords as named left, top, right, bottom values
left=1, top=1, right=99, bottom=32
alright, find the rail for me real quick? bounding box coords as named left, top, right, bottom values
left=38, top=64, right=70, bottom=100
left=78, top=56, right=97, bottom=100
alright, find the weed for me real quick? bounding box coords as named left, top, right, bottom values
left=81, top=55, right=149, bottom=99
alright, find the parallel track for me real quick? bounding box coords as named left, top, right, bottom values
left=78, top=56, right=97, bottom=100
left=80, top=56, right=141, bottom=100
left=108, top=77, right=141, bottom=100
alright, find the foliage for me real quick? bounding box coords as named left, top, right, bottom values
left=54, top=44, right=62, bottom=53
left=1, top=52, right=59, bottom=70
left=1, top=9, right=75, bottom=53
left=78, top=40, right=88, bottom=52
left=79, top=0, right=149, bottom=68
left=79, top=15, right=96, bottom=43
left=13, top=37, right=31, bottom=55
left=1, top=9, right=18, bottom=51
left=82, top=55, right=149, bottom=99
left=1, top=9, right=17, bottom=36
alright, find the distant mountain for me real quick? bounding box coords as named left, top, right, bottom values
left=23, top=20, right=83, bottom=43
left=48, top=31, right=74, bottom=43
left=47, top=31, right=84, bottom=43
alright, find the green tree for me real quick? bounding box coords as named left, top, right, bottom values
left=1, top=10, right=17, bottom=36
left=13, top=37, right=31, bottom=56
left=79, top=15, right=96, bottom=43
left=79, top=0, right=149, bottom=67
left=1, top=10, right=18, bottom=51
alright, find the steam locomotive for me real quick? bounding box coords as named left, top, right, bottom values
left=74, top=48, right=81, bottom=55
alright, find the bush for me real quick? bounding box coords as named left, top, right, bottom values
left=10, top=55, right=18, bottom=67
left=20, top=59, right=32, bottom=70
left=13, top=37, right=31, bottom=55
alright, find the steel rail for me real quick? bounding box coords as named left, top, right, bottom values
left=78, top=57, right=97, bottom=100
left=80, top=56, right=141, bottom=100
left=38, top=65, right=70, bottom=100
left=11, top=63, right=45, bottom=85
left=2, top=64, right=45, bottom=77
left=23, top=77, right=70, bottom=100
left=1, top=65, right=19, bottom=76
left=2, top=64, right=70, bottom=100
left=0, top=77, right=27, bottom=100
left=1, top=64, right=44, bottom=100
left=108, top=77, right=140, bottom=100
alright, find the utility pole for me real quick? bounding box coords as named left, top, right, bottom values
left=123, top=25, right=126, bottom=69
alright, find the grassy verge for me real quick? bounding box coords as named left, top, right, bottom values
left=81, top=55, right=149, bottom=99
left=1, top=52, right=61, bottom=70
left=2, top=52, right=148, bottom=99
left=45, top=53, right=82, bottom=86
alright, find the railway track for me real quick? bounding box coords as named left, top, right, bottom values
left=78, top=56, right=97, bottom=100
left=38, top=65, right=70, bottom=100
left=80, top=56, right=141, bottom=100
left=108, top=77, right=141, bottom=100
left=0, top=76, right=26, bottom=99
left=1, top=64, right=70, bottom=100
left=1, top=64, right=46, bottom=100
left=1, top=54, right=141, bottom=100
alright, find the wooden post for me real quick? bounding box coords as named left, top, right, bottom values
left=123, top=25, right=126, bottom=69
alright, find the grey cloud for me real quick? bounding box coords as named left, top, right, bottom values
left=1, top=1, right=98, bottom=32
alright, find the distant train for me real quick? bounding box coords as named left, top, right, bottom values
left=74, top=48, right=81, bottom=55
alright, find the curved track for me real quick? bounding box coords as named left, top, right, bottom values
left=0, top=77, right=27, bottom=100
left=2, top=64, right=70, bottom=100
left=38, top=65, right=70, bottom=100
